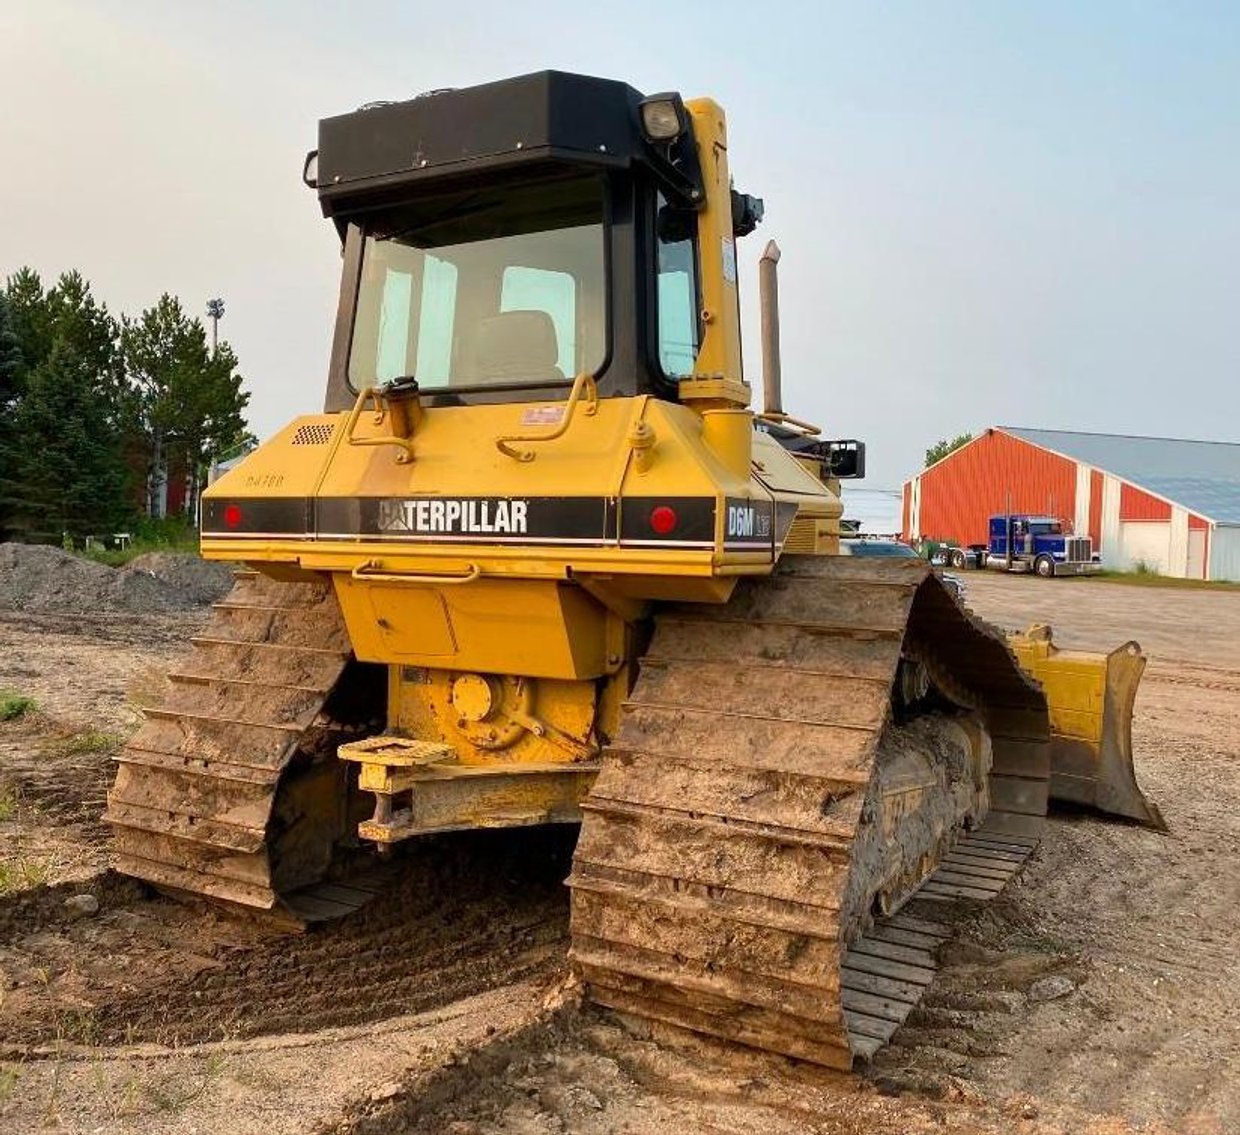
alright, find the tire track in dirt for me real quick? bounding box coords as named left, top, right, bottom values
left=0, top=750, right=112, bottom=835
left=0, top=827, right=576, bottom=1051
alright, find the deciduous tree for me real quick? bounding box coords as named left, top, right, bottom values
left=925, top=432, right=973, bottom=468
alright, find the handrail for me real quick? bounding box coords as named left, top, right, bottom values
left=351, top=560, right=480, bottom=585
left=757, top=410, right=822, bottom=437
left=343, top=386, right=417, bottom=463
left=495, top=372, right=598, bottom=462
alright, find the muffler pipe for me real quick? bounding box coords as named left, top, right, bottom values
left=759, top=240, right=782, bottom=415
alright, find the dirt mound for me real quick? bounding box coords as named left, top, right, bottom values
left=0, top=543, right=231, bottom=615
left=122, top=551, right=234, bottom=606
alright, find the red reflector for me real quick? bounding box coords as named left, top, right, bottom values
left=649, top=505, right=678, bottom=535
left=223, top=503, right=243, bottom=530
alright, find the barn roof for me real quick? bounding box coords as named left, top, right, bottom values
left=1000, top=427, right=1240, bottom=525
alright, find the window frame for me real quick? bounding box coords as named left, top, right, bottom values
left=648, top=188, right=703, bottom=390
left=334, top=170, right=614, bottom=404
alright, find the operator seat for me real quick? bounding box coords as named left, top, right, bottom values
left=472, top=310, right=564, bottom=383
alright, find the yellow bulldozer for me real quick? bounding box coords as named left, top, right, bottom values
left=106, top=72, right=1161, bottom=1068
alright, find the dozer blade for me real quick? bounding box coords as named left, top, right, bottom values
left=569, top=556, right=1052, bottom=1069
left=1007, top=624, right=1165, bottom=831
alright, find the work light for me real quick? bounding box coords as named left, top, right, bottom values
left=639, top=94, right=687, bottom=142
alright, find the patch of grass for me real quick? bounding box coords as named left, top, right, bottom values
left=144, top=1055, right=227, bottom=1113
left=76, top=516, right=200, bottom=567
left=56, top=1008, right=100, bottom=1046
left=0, top=855, right=52, bottom=894
left=0, top=1064, right=19, bottom=1102
left=48, top=729, right=124, bottom=758
left=114, top=1074, right=143, bottom=1118
left=0, top=690, right=36, bottom=721
left=1066, top=570, right=1240, bottom=591
left=0, top=787, right=17, bottom=821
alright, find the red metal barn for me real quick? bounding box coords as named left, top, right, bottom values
left=901, top=427, right=1240, bottom=581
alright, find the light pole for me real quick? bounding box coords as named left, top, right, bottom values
left=206, top=298, right=225, bottom=356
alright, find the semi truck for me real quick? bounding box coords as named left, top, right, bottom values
left=981, top=513, right=1100, bottom=577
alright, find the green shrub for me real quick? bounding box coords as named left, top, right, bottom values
left=0, top=690, right=35, bottom=721
left=79, top=515, right=199, bottom=566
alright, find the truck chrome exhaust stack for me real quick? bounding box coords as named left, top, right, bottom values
left=759, top=240, right=782, bottom=415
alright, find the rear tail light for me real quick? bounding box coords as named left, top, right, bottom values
left=649, top=505, right=679, bottom=535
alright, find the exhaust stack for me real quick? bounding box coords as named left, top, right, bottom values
left=759, top=240, right=782, bottom=415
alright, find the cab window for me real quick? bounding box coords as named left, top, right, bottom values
left=348, top=176, right=605, bottom=391
left=655, top=194, right=699, bottom=378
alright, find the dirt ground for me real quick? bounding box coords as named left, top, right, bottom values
left=1, top=572, right=1238, bottom=1134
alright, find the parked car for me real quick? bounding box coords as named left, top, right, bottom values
left=839, top=537, right=967, bottom=603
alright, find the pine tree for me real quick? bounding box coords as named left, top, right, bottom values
left=0, top=294, right=24, bottom=407
left=0, top=339, right=132, bottom=543
left=0, top=271, right=250, bottom=539
left=0, top=270, right=134, bottom=541
left=123, top=295, right=249, bottom=518
left=3, top=268, right=51, bottom=383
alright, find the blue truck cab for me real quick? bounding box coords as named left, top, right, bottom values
left=986, top=514, right=1100, bottom=577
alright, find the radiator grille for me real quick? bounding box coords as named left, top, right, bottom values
left=1066, top=536, right=1091, bottom=562
left=783, top=517, right=826, bottom=554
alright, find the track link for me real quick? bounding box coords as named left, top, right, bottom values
left=569, top=556, right=1049, bottom=1068
left=106, top=572, right=372, bottom=917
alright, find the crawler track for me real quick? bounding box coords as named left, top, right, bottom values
left=105, top=572, right=379, bottom=917
left=570, top=556, right=1050, bottom=1069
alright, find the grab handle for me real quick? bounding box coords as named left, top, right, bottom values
left=495, top=372, right=597, bottom=462
left=351, top=560, right=480, bottom=585
left=344, top=386, right=418, bottom=464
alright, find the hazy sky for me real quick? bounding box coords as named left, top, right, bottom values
left=2, top=1, right=1237, bottom=490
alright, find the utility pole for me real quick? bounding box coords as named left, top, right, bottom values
left=200, top=298, right=227, bottom=526
left=206, top=297, right=225, bottom=356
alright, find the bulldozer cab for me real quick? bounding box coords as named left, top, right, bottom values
left=314, top=72, right=758, bottom=414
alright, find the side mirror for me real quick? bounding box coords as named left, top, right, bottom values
left=824, top=439, right=866, bottom=479
left=656, top=203, right=697, bottom=244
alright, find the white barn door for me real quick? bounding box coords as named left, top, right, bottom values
left=1187, top=528, right=1207, bottom=579
left=1120, top=522, right=1171, bottom=573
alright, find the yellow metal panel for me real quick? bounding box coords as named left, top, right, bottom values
left=207, top=415, right=344, bottom=499
left=318, top=397, right=641, bottom=500
left=1008, top=633, right=1106, bottom=745
left=333, top=575, right=618, bottom=679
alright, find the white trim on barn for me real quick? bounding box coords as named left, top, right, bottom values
left=1100, top=474, right=1122, bottom=567
left=1188, top=527, right=1207, bottom=579
left=1074, top=464, right=1091, bottom=538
